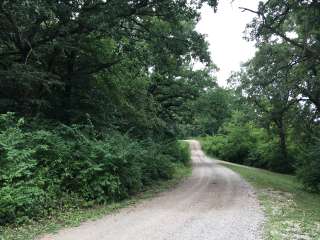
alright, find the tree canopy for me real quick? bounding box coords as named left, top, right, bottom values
left=0, top=0, right=217, bottom=136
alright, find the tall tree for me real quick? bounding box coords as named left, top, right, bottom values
left=233, top=43, right=300, bottom=171
left=0, top=0, right=217, bottom=119
left=243, top=0, right=320, bottom=112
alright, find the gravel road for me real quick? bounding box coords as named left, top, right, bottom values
left=41, top=140, right=264, bottom=240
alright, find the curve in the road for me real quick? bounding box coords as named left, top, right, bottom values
left=41, top=140, right=264, bottom=240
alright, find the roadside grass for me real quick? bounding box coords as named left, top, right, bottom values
left=219, top=160, right=320, bottom=240
left=0, top=162, right=191, bottom=240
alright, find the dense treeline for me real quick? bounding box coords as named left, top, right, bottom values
left=194, top=1, right=320, bottom=192
left=0, top=0, right=217, bottom=225
left=0, top=0, right=217, bottom=130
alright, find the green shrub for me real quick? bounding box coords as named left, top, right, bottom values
left=0, top=115, right=48, bottom=224
left=0, top=185, right=46, bottom=225
left=0, top=113, right=187, bottom=225
left=177, top=141, right=191, bottom=165
left=297, top=139, right=320, bottom=192
left=162, top=141, right=190, bottom=165
left=201, top=135, right=227, bottom=158
left=200, top=117, right=289, bottom=171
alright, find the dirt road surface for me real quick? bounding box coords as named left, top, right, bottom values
left=41, top=140, right=264, bottom=240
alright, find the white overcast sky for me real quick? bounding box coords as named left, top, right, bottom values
left=196, top=0, right=260, bottom=86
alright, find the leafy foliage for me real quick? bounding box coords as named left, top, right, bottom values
left=201, top=111, right=289, bottom=171
left=0, top=114, right=190, bottom=225
left=0, top=0, right=217, bottom=130
left=297, top=138, right=320, bottom=192
left=177, top=87, right=233, bottom=137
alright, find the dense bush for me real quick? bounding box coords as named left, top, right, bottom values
left=0, top=113, right=190, bottom=225
left=201, top=112, right=271, bottom=168
left=297, top=139, right=320, bottom=192
left=200, top=112, right=295, bottom=172
left=200, top=112, right=320, bottom=191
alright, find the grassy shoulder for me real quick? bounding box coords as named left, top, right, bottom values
left=0, top=161, right=191, bottom=240
left=219, top=160, right=320, bottom=240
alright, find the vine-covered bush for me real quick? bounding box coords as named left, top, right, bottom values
left=0, top=113, right=190, bottom=225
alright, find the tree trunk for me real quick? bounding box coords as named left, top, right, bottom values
left=62, top=51, right=76, bottom=123
left=274, top=117, right=290, bottom=172
left=278, top=119, right=288, bottom=161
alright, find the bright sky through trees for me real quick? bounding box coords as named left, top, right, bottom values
left=196, top=0, right=260, bottom=86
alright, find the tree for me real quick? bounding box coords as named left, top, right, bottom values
left=242, top=0, right=320, bottom=112
left=191, top=87, right=232, bottom=136
left=233, top=43, right=300, bottom=172
left=0, top=0, right=218, bottom=130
